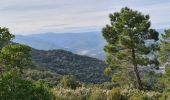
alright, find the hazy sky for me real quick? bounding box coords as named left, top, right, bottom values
left=0, top=0, right=170, bottom=35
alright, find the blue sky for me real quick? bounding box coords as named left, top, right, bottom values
left=0, top=0, right=170, bottom=35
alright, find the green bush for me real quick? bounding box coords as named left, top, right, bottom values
left=129, top=92, right=150, bottom=100
left=0, top=69, right=55, bottom=100
left=159, top=91, right=170, bottom=100
left=60, top=75, right=81, bottom=89
left=107, top=87, right=123, bottom=100
left=122, top=88, right=161, bottom=100
left=32, top=80, right=55, bottom=100
left=98, top=82, right=119, bottom=90
left=89, top=88, right=107, bottom=100
left=53, top=87, right=90, bottom=100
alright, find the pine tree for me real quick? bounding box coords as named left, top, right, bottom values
left=102, top=7, right=159, bottom=90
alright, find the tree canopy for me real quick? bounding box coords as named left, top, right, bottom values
left=0, top=44, right=32, bottom=73
left=0, top=27, right=14, bottom=48
left=102, top=7, right=159, bottom=90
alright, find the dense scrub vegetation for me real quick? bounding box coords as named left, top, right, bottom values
left=1, top=7, right=170, bottom=100
left=0, top=28, right=55, bottom=100
left=31, top=49, right=110, bottom=83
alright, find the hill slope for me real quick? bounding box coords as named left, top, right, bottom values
left=31, top=49, right=110, bottom=83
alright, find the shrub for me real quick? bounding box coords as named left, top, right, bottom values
left=32, top=80, right=55, bottom=100
left=60, top=75, right=80, bottom=89
left=89, top=88, right=107, bottom=100
left=53, top=87, right=91, bottom=100
left=129, top=92, right=150, bottom=100
left=107, top=87, right=123, bottom=100
left=0, top=69, right=55, bottom=100
left=159, top=91, right=170, bottom=100
left=122, top=88, right=161, bottom=100
left=98, top=82, right=119, bottom=90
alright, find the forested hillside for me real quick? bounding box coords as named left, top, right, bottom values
left=31, top=49, right=110, bottom=83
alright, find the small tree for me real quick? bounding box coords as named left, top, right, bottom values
left=0, top=27, right=14, bottom=72
left=60, top=75, right=80, bottom=89
left=0, top=44, right=32, bottom=73
left=0, top=27, right=14, bottom=48
left=102, top=7, right=159, bottom=90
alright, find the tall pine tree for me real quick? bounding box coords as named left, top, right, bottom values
left=102, top=7, right=159, bottom=90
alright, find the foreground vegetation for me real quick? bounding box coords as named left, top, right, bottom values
left=1, top=7, right=170, bottom=100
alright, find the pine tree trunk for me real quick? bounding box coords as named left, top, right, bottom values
left=132, top=48, right=143, bottom=90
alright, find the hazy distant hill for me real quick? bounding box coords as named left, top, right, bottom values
left=14, top=32, right=106, bottom=60
left=13, top=29, right=164, bottom=60
left=31, top=49, right=110, bottom=83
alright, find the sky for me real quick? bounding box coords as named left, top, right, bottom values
left=0, top=0, right=170, bottom=35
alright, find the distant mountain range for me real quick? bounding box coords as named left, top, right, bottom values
left=13, top=31, right=106, bottom=60
left=13, top=29, right=164, bottom=60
